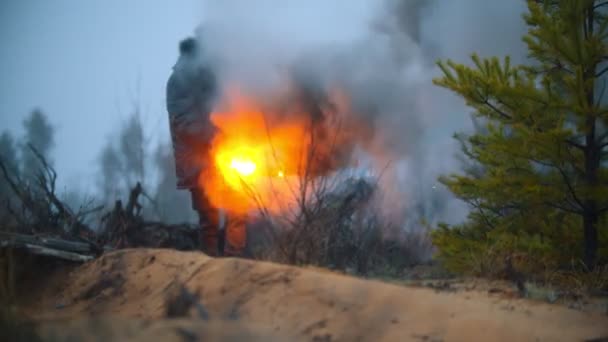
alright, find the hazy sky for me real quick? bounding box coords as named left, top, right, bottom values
left=0, top=0, right=203, bottom=191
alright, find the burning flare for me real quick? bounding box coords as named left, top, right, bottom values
left=230, top=158, right=256, bottom=176
left=198, top=86, right=361, bottom=215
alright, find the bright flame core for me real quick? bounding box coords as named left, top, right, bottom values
left=230, top=158, right=256, bottom=176
left=197, top=90, right=304, bottom=214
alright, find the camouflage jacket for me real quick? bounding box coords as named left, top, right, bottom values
left=166, top=54, right=218, bottom=189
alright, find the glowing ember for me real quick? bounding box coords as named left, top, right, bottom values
left=230, top=158, right=256, bottom=176
left=213, top=142, right=266, bottom=192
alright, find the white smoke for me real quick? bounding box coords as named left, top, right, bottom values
left=191, top=0, right=528, bottom=228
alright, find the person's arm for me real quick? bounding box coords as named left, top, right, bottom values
left=166, top=72, right=194, bottom=121
left=195, top=67, right=218, bottom=112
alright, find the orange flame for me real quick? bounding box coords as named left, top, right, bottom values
left=198, top=89, right=307, bottom=214
left=198, top=86, right=367, bottom=215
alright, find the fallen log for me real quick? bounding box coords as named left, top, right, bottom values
left=0, top=232, right=95, bottom=262
left=0, top=232, right=93, bottom=254
left=0, top=243, right=94, bottom=262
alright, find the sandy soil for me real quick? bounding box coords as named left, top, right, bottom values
left=25, top=248, right=608, bottom=341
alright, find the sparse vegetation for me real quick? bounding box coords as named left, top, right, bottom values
left=240, top=119, right=432, bottom=276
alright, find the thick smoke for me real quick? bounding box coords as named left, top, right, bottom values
left=192, top=0, right=528, bottom=228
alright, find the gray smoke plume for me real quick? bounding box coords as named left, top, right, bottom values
left=191, top=0, right=528, bottom=228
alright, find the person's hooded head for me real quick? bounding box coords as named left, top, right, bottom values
left=173, top=37, right=201, bottom=72
left=179, top=37, right=198, bottom=57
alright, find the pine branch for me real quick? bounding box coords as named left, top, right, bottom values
left=565, top=138, right=585, bottom=150
left=595, top=65, right=608, bottom=78
left=593, top=1, right=608, bottom=11
left=544, top=201, right=583, bottom=215
left=596, top=77, right=607, bottom=106
left=482, top=99, right=513, bottom=121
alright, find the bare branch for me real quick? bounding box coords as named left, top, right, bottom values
left=554, top=147, right=584, bottom=210
left=29, top=144, right=74, bottom=221
left=75, top=204, right=105, bottom=220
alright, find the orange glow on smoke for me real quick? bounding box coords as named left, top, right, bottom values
left=198, top=86, right=368, bottom=215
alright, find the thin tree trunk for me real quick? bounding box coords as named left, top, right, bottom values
left=582, top=204, right=598, bottom=270
left=583, top=117, right=599, bottom=270
left=582, top=4, right=599, bottom=271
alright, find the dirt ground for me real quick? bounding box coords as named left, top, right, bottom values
left=20, top=249, right=608, bottom=341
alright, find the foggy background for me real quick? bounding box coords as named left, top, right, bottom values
left=0, top=0, right=529, bottom=226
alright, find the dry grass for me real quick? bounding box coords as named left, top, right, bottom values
left=547, top=264, right=608, bottom=297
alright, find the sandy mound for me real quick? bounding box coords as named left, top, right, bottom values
left=28, top=249, right=608, bottom=341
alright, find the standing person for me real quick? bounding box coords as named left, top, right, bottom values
left=166, top=37, right=221, bottom=256
left=165, top=36, right=247, bottom=257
